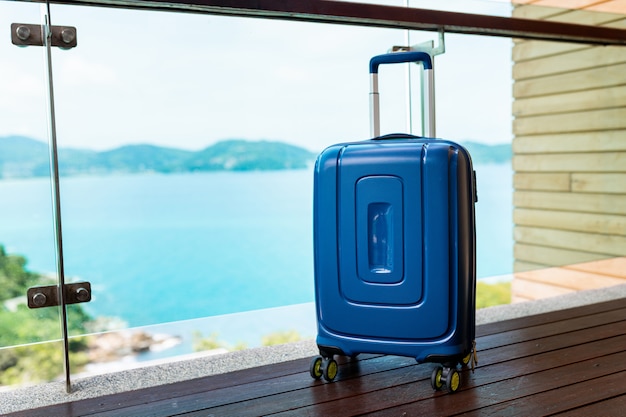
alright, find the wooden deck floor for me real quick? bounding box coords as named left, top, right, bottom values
left=512, top=257, right=626, bottom=303
left=8, top=297, right=626, bottom=417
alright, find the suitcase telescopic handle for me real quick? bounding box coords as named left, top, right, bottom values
left=369, top=51, right=435, bottom=138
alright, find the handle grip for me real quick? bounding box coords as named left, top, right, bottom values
left=369, top=51, right=433, bottom=73
left=369, top=51, right=435, bottom=138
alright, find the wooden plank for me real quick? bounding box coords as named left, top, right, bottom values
left=514, top=172, right=570, bottom=191
left=553, top=394, right=626, bottom=417
left=514, top=242, right=610, bottom=266
left=354, top=340, right=626, bottom=417
left=513, top=151, right=626, bottom=172
left=479, top=311, right=626, bottom=360
left=3, top=355, right=346, bottom=417
left=513, top=46, right=626, bottom=80
left=532, top=0, right=603, bottom=9
left=477, top=297, right=626, bottom=337
left=511, top=294, right=533, bottom=303
left=4, top=356, right=320, bottom=417
left=566, top=256, right=626, bottom=279
left=512, top=277, right=575, bottom=299
left=587, top=1, right=626, bottom=15
left=512, top=4, right=567, bottom=20
left=514, top=259, right=548, bottom=272
left=190, top=361, right=430, bottom=417
left=512, top=11, right=626, bottom=63
left=546, top=7, right=626, bottom=26
left=513, top=257, right=626, bottom=290
left=513, top=85, right=626, bottom=117
left=186, top=310, right=626, bottom=416
left=604, top=17, right=626, bottom=29
left=84, top=355, right=408, bottom=417
left=514, top=225, right=626, bottom=256
left=513, top=108, right=626, bottom=136
left=513, top=40, right=587, bottom=62
left=513, top=130, right=626, bottom=154
left=480, top=307, right=626, bottom=364
left=514, top=266, right=626, bottom=291
left=514, top=190, right=626, bottom=214
left=513, top=63, right=626, bottom=98
left=459, top=371, right=626, bottom=416
left=514, top=208, right=626, bottom=235
left=156, top=314, right=626, bottom=417
left=571, top=173, right=626, bottom=193
left=283, top=351, right=626, bottom=416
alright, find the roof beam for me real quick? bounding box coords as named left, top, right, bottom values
left=25, top=0, right=626, bottom=46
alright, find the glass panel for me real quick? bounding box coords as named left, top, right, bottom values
left=43, top=4, right=411, bottom=377
left=43, top=2, right=520, bottom=377
left=1, top=0, right=619, bottom=387
left=0, top=1, right=64, bottom=389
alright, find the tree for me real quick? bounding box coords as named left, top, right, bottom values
left=0, top=245, right=91, bottom=385
left=0, top=245, right=40, bottom=302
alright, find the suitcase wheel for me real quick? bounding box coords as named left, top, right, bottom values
left=430, top=366, right=444, bottom=391
left=310, top=356, right=338, bottom=382
left=431, top=366, right=461, bottom=393
left=445, top=368, right=461, bottom=393
left=310, top=356, right=324, bottom=380
left=322, top=358, right=339, bottom=382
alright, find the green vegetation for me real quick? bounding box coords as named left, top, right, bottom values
left=191, top=330, right=305, bottom=354
left=0, top=245, right=91, bottom=386
left=0, top=136, right=315, bottom=178
left=0, top=245, right=40, bottom=300
left=476, top=281, right=511, bottom=309
left=192, top=331, right=247, bottom=352
left=261, top=330, right=302, bottom=346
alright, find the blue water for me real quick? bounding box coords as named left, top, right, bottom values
left=0, top=164, right=512, bottom=328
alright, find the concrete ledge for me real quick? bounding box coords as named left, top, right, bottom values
left=3, top=284, right=626, bottom=415
left=475, top=283, right=626, bottom=325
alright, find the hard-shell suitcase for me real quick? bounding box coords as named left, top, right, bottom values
left=310, top=51, right=478, bottom=393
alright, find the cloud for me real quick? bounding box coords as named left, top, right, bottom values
left=0, top=1, right=514, bottom=150
left=56, top=56, right=117, bottom=86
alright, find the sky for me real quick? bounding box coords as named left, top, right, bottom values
left=1, top=0, right=514, bottom=152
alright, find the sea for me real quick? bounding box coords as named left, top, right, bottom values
left=0, top=164, right=512, bottom=352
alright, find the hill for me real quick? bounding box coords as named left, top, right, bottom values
left=0, top=136, right=510, bottom=179
left=0, top=137, right=316, bottom=178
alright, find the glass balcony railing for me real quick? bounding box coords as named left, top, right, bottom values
left=0, top=0, right=624, bottom=396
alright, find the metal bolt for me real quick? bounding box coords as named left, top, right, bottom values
left=75, top=287, right=90, bottom=302
left=60, top=28, right=75, bottom=44
left=15, top=25, right=31, bottom=41
left=32, top=292, right=47, bottom=307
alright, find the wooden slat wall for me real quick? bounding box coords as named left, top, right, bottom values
left=511, top=5, right=626, bottom=301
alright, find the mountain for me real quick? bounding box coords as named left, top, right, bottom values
left=186, top=140, right=315, bottom=171
left=0, top=136, right=510, bottom=179
left=0, top=137, right=316, bottom=179
left=0, top=136, right=51, bottom=177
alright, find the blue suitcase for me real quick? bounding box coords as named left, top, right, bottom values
left=309, top=51, right=478, bottom=393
